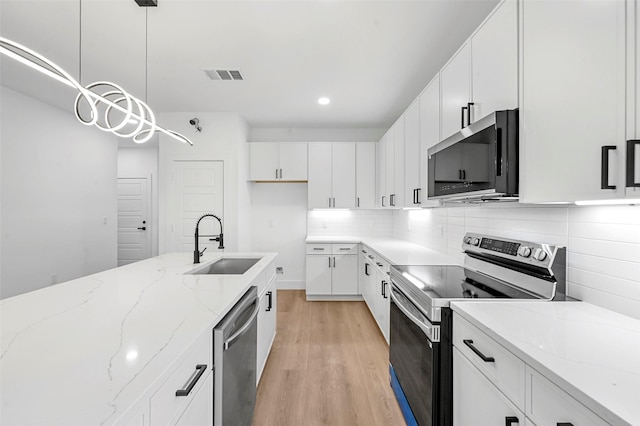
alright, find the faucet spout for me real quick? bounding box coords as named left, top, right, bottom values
left=193, top=213, right=224, bottom=264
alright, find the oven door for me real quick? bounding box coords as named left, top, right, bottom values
left=389, top=281, right=441, bottom=426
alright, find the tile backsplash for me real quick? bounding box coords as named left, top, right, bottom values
left=393, top=204, right=640, bottom=320
left=307, top=209, right=393, bottom=237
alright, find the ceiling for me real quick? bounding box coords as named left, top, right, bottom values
left=0, top=0, right=499, bottom=129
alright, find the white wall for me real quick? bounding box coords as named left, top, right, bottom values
left=250, top=127, right=385, bottom=142
left=0, top=86, right=118, bottom=299
left=250, top=183, right=308, bottom=289
left=117, top=147, right=159, bottom=257
left=392, top=204, right=640, bottom=320
left=158, top=112, right=249, bottom=254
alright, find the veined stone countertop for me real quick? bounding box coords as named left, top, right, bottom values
left=451, top=301, right=640, bottom=426
left=0, top=252, right=277, bottom=425
left=305, top=236, right=459, bottom=266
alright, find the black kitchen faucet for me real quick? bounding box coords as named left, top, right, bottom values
left=193, top=213, right=224, bottom=264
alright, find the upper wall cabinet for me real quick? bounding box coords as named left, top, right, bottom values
left=440, top=0, right=518, bottom=141
left=377, top=128, right=391, bottom=208
left=308, top=143, right=356, bottom=209
left=404, top=99, right=422, bottom=206
left=356, top=142, right=377, bottom=209
left=249, top=142, right=308, bottom=181
left=519, top=0, right=632, bottom=203
left=470, top=0, right=518, bottom=121
left=419, top=75, right=442, bottom=208
left=626, top=0, right=639, bottom=197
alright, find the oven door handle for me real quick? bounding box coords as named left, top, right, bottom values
left=389, top=286, right=438, bottom=342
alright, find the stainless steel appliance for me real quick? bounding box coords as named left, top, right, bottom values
left=427, top=109, right=518, bottom=202
left=213, top=286, right=259, bottom=426
left=389, top=233, right=567, bottom=426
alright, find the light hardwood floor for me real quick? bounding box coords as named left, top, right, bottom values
left=252, top=290, right=406, bottom=426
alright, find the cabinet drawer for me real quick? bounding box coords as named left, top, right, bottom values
left=306, top=244, right=331, bottom=254
left=332, top=244, right=357, bottom=255
left=526, top=366, right=608, bottom=426
left=150, top=333, right=211, bottom=424
left=453, top=314, right=525, bottom=410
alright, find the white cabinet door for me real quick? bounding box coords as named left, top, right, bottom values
left=332, top=254, right=358, bottom=295
left=441, top=42, right=471, bottom=140
left=372, top=268, right=390, bottom=343
left=377, top=132, right=388, bottom=207
left=249, top=143, right=279, bottom=181
left=393, top=117, right=405, bottom=208
left=306, top=255, right=331, bottom=295
left=332, top=143, right=356, bottom=209
left=404, top=99, right=421, bottom=206
left=307, top=143, right=333, bottom=209
left=257, top=276, right=277, bottom=384
left=356, top=142, right=376, bottom=209
left=419, top=75, right=441, bottom=205
left=453, top=348, right=524, bottom=426
left=386, top=125, right=395, bottom=207
left=471, top=0, right=518, bottom=121
left=520, top=0, right=627, bottom=203
left=626, top=0, right=639, bottom=197
left=173, top=372, right=213, bottom=426
left=279, top=142, right=308, bottom=181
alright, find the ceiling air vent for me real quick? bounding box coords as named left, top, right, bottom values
left=204, top=69, right=244, bottom=81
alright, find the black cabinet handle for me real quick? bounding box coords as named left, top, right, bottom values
left=557, top=423, right=574, bottom=426
left=382, top=195, right=386, bottom=207
left=505, top=417, right=519, bottom=425
left=381, top=280, right=388, bottom=298
left=463, top=339, right=495, bottom=363
left=313, top=247, right=325, bottom=251
left=627, top=140, right=640, bottom=187
left=461, top=106, right=468, bottom=128
left=365, top=263, right=370, bottom=276
left=461, top=169, right=466, bottom=180
left=601, top=145, right=617, bottom=189
left=467, top=102, right=474, bottom=126
left=368, top=255, right=374, bottom=259
left=415, top=188, right=421, bottom=204
left=176, top=364, right=207, bottom=396
left=357, top=197, right=360, bottom=208
left=266, top=291, right=273, bottom=311
left=390, top=194, right=396, bottom=207
left=137, top=226, right=146, bottom=230
left=376, top=262, right=383, bottom=267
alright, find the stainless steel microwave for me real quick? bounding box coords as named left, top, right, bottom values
left=427, top=109, right=518, bottom=202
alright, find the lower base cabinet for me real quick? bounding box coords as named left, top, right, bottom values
left=453, top=348, right=523, bottom=426
left=306, top=244, right=358, bottom=298
left=174, top=373, right=213, bottom=426
left=257, top=274, right=277, bottom=384
left=358, top=245, right=389, bottom=343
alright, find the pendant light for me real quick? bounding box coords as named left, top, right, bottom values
left=0, top=2, right=193, bottom=146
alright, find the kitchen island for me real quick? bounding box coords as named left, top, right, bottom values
left=0, top=252, right=277, bottom=425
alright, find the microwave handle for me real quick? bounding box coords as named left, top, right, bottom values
left=496, top=127, right=503, bottom=177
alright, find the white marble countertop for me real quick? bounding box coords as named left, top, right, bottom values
left=0, top=252, right=277, bottom=426
left=450, top=301, right=640, bottom=426
left=305, top=236, right=459, bottom=266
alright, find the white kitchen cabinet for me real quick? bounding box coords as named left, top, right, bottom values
left=249, top=142, right=308, bottom=181
left=307, top=143, right=356, bottom=209
left=404, top=99, right=421, bottom=206
left=453, top=348, right=524, bottom=426
left=356, top=142, right=376, bottom=209
left=393, top=117, right=405, bottom=208
left=385, top=126, right=395, bottom=207
left=173, top=373, right=213, bottom=426
left=359, top=246, right=390, bottom=343
left=519, top=0, right=628, bottom=202
left=377, top=130, right=389, bottom=208
left=626, top=0, right=639, bottom=197
left=150, top=331, right=212, bottom=425
left=257, top=273, right=277, bottom=385
left=470, top=0, right=518, bottom=121
left=358, top=247, right=375, bottom=309
left=419, top=75, right=441, bottom=207
left=306, top=243, right=358, bottom=299
left=441, top=42, right=472, bottom=140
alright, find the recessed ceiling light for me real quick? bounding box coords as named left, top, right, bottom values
left=318, top=97, right=330, bottom=106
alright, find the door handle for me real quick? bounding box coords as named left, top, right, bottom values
left=601, top=145, right=617, bottom=189
left=461, top=106, right=468, bottom=128
left=381, top=195, right=386, bottom=207
left=505, top=417, right=519, bottom=425
left=627, top=140, right=640, bottom=187
left=463, top=339, right=495, bottom=362
left=266, top=291, right=273, bottom=312
left=365, top=263, right=370, bottom=276
left=175, top=364, right=207, bottom=397
left=137, top=226, right=146, bottom=230
left=467, top=102, right=474, bottom=126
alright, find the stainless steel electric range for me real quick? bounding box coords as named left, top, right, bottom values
left=388, top=233, right=567, bottom=426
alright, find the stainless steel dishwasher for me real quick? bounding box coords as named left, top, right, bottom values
left=213, top=286, right=259, bottom=426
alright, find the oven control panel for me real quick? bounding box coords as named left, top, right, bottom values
left=478, top=237, right=520, bottom=256
left=462, top=233, right=563, bottom=269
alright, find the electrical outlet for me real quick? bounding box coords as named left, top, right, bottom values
left=276, top=267, right=284, bottom=274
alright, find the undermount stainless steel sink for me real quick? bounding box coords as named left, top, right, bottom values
left=190, top=258, right=261, bottom=275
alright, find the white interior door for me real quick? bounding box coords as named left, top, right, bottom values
left=171, top=161, right=224, bottom=253
left=117, top=178, right=151, bottom=266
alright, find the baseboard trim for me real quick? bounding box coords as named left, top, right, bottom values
left=276, top=279, right=305, bottom=290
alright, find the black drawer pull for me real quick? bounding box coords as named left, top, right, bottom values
left=176, top=364, right=207, bottom=396
left=266, top=291, right=273, bottom=311
left=505, top=417, right=519, bottom=426
left=463, top=339, right=495, bottom=363
left=557, top=424, right=574, bottom=426
left=313, top=247, right=325, bottom=251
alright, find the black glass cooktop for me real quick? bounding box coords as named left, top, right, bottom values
left=390, top=265, right=538, bottom=320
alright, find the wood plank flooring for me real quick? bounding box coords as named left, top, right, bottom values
left=252, top=290, right=406, bottom=426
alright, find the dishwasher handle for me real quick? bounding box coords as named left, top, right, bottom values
left=224, top=299, right=260, bottom=351
left=389, top=284, right=439, bottom=342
